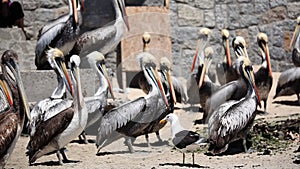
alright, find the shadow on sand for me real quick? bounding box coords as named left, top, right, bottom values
left=30, top=160, right=80, bottom=166
left=159, top=162, right=209, bottom=168
left=133, top=140, right=169, bottom=147
left=273, top=100, right=299, bottom=106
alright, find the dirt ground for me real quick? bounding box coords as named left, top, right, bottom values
left=6, top=72, right=300, bottom=169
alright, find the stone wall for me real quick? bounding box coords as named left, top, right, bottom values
left=1, top=0, right=299, bottom=79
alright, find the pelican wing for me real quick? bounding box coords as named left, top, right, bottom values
left=30, top=98, right=73, bottom=136
left=72, top=24, right=118, bottom=57
left=171, top=76, right=188, bottom=103
left=277, top=67, right=300, bottom=87
left=38, top=14, right=69, bottom=38
left=205, top=80, right=239, bottom=115
left=209, top=96, right=256, bottom=138
left=84, top=94, right=106, bottom=115
left=96, top=97, right=146, bottom=143
left=0, top=89, right=9, bottom=113
left=35, top=22, right=66, bottom=58
left=0, top=113, right=18, bottom=156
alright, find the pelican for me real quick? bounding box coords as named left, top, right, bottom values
left=134, top=57, right=177, bottom=146
left=273, top=67, right=300, bottom=104
left=129, top=32, right=187, bottom=103
left=79, top=51, right=114, bottom=143
left=67, top=0, right=129, bottom=67
left=0, top=50, right=31, bottom=168
left=216, top=29, right=238, bottom=85
left=160, top=114, right=207, bottom=165
left=35, top=0, right=83, bottom=70
left=96, top=55, right=168, bottom=153
left=187, top=28, right=211, bottom=105
left=204, top=36, right=250, bottom=123
left=290, top=16, right=300, bottom=67
left=27, top=55, right=87, bottom=165
left=254, top=33, right=273, bottom=113
left=208, top=57, right=261, bottom=155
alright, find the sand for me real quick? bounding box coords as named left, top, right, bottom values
left=5, top=72, right=300, bottom=169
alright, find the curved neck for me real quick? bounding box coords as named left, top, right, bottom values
left=92, top=64, right=109, bottom=96
left=51, top=69, right=67, bottom=99
left=112, top=0, right=121, bottom=20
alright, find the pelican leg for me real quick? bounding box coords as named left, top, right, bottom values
left=60, top=148, right=69, bottom=163
left=297, top=94, right=300, bottom=105
left=78, top=131, right=88, bottom=144
left=263, top=100, right=268, bottom=114
left=125, top=137, right=135, bottom=153
left=192, top=152, right=195, bottom=165
left=243, top=139, right=248, bottom=153
left=182, top=152, right=185, bottom=164
left=155, top=131, right=163, bottom=142
left=56, top=150, right=63, bottom=165
left=145, top=134, right=150, bottom=147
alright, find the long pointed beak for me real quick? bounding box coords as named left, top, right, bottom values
left=60, top=60, right=74, bottom=97
left=0, top=78, right=13, bottom=106
left=166, top=71, right=177, bottom=104
left=225, top=38, right=232, bottom=66
left=247, top=68, right=261, bottom=108
left=150, top=67, right=168, bottom=107
left=118, top=0, right=129, bottom=31
left=6, top=62, right=31, bottom=122
left=191, top=39, right=202, bottom=72
left=72, top=0, right=79, bottom=24
left=290, top=25, right=299, bottom=50
left=101, top=64, right=115, bottom=100
left=262, top=43, right=273, bottom=77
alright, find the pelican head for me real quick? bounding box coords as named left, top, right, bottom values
left=232, top=36, right=249, bottom=58
left=143, top=55, right=168, bottom=107
left=86, top=51, right=114, bottom=99
left=257, top=33, right=272, bottom=76
left=205, top=47, right=214, bottom=58
left=142, top=32, right=151, bottom=52
left=290, top=16, right=300, bottom=49
left=160, top=57, right=177, bottom=104
left=1, top=50, right=31, bottom=122
left=221, top=29, right=229, bottom=39
left=47, top=48, right=74, bottom=96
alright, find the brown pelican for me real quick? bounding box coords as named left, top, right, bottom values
left=160, top=114, right=207, bottom=165
left=208, top=57, right=261, bottom=155
left=216, top=29, right=238, bottom=85
left=27, top=54, right=87, bottom=165
left=67, top=0, right=129, bottom=67
left=96, top=54, right=168, bottom=153
left=129, top=32, right=187, bottom=103
left=204, top=36, right=250, bottom=123
left=0, top=50, right=31, bottom=168
left=273, top=67, right=300, bottom=104
left=35, top=0, right=83, bottom=70
left=290, top=16, right=300, bottom=67
left=134, top=57, right=177, bottom=146
left=254, top=33, right=273, bottom=113
left=187, top=28, right=211, bottom=105
left=79, top=51, right=114, bottom=143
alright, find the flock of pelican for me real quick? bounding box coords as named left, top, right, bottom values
left=0, top=0, right=299, bottom=167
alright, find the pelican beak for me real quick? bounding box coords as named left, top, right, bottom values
left=165, top=70, right=177, bottom=104
left=72, top=0, right=79, bottom=24
left=159, top=119, right=167, bottom=125
left=290, top=24, right=299, bottom=50
left=191, top=35, right=208, bottom=72
left=224, top=37, right=232, bottom=66
left=118, top=0, right=129, bottom=31
left=99, top=63, right=115, bottom=100
left=150, top=67, right=168, bottom=107
left=0, top=78, right=13, bottom=106
left=246, top=67, right=262, bottom=108
left=261, top=43, right=273, bottom=77
left=5, top=60, right=31, bottom=122
left=58, top=59, right=74, bottom=97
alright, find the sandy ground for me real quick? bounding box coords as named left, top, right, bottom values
left=6, top=72, right=300, bottom=169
